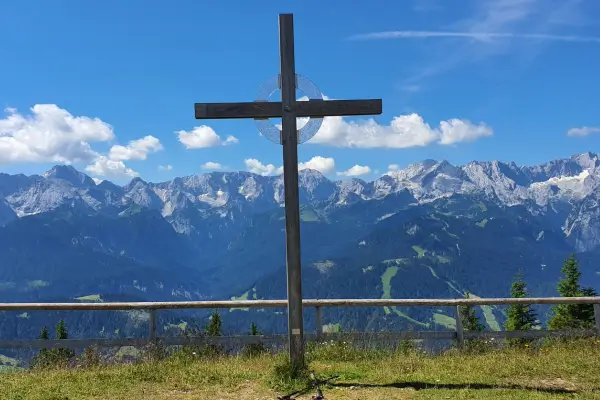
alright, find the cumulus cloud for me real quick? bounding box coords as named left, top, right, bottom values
left=308, top=113, right=492, bottom=148
left=85, top=156, right=139, bottom=179
left=244, top=156, right=336, bottom=176
left=298, top=156, right=335, bottom=174
left=158, top=165, right=173, bottom=171
left=178, top=125, right=239, bottom=149
left=337, top=164, right=372, bottom=177
left=388, top=164, right=400, bottom=171
left=109, top=136, right=163, bottom=161
left=201, top=161, right=223, bottom=170
left=567, top=126, right=600, bottom=137
left=244, top=158, right=283, bottom=176
left=0, top=104, right=165, bottom=180
left=0, top=104, right=113, bottom=164
left=89, top=136, right=164, bottom=179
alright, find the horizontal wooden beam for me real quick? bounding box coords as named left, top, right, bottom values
left=294, top=99, right=382, bottom=117
left=194, top=99, right=383, bottom=120
left=195, top=102, right=282, bottom=120
left=1, top=296, right=599, bottom=311
left=0, top=329, right=595, bottom=350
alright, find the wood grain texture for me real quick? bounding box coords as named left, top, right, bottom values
left=278, top=12, right=305, bottom=368
left=194, top=99, right=383, bottom=120
left=195, top=102, right=282, bottom=119
left=294, top=99, right=382, bottom=117
left=455, top=305, right=464, bottom=346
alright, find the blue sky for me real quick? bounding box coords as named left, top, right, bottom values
left=1, top=0, right=600, bottom=183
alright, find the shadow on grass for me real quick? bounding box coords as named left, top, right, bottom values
left=333, top=381, right=589, bottom=394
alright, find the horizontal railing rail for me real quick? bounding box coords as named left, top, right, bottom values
left=0, top=297, right=599, bottom=349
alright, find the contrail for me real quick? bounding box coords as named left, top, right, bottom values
left=349, top=31, right=600, bottom=43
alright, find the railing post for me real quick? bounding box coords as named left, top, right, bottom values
left=455, top=305, right=464, bottom=347
left=594, top=303, right=600, bottom=338
left=315, top=306, right=323, bottom=340
left=149, top=308, right=157, bottom=343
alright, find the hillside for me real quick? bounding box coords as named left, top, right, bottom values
left=0, top=153, right=600, bottom=339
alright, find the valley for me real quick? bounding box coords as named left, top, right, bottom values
left=1, top=152, right=599, bottom=343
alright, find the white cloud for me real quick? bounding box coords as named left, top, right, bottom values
left=309, top=113, right=492, bottom=148
left=92, top=178, right=103, bottom=185
left=158, top=164, right=173, bottom=171
left=352, top=0, right=590, bottom=86
left=85, top=156, right=139, bottom=179
left=298, top=156, right=336, bottom=174
left=350, top=31, right=600, bottom=43
left=224, top=136, right=239, bottom=145
left=244, top=156, right=336, bottom=176
left=109, top=135, right=163, bottom=161
left=0, top=104, right=165, bottom=181
left=89, top=135, right=164, bottom=179
left=388, top=164, right=400, bottom=171
left=177, top=125, right=239, bottom=149
left=567, top=126, right=600, bottom=137
left=337, top=164, right=371, bottom=177
left=244, top=158, right=283, bottom=176
left=201, top=161, right=223, bottom=170
left=0, top=104, right=114, bottom=164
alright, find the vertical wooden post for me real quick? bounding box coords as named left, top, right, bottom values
left=315, top=306, right=323, bottom=340
left=149, top=308, right=157, bottom=343
left=279, top=13, right=305, bottom=370
left=455, top=305, right=464, bottom=347
left=594, top=304, right=600, bottom=337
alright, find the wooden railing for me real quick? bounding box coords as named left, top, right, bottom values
left=0, top=297, right=599, bottom=350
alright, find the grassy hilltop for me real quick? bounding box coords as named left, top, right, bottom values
left=1, top=338, right=600, bottom=400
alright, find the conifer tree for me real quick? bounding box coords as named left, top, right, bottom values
left=504, top=269, right=537, bottom=346
left=39, top=326, right=49, bottom=340
left=250, top=322, right=261, bottom=336
left=205, top=310, right=222, bottom=336
left=579, top=286, right=598, bottom=328
left=548, top=253, right=596, bottom=329
left=460, top=291, right=485, bottom=332
left=56, top=319, right=68, bottom=340
left=54, top=319, right=75, bottom=362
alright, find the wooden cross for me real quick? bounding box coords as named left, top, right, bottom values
left=194, top=13, right=382, bottom=368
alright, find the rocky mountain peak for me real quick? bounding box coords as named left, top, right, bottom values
left=43, top=165, right=96, bottom=188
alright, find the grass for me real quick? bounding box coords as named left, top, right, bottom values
left=2, top=339, right=600, bottom=399
left=75, top=294, right=102, bottom=302
left=476, top=219, right=488, bottom=228
left=380, top=266, right=399, bottom=315
left=432, top=312, right=456, bottom=329
left=412, top=245, right=426, bottom=258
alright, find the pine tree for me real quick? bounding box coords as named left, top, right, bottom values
left=242, top=322, right=266, bottom=357
left=39, top=326, right=49, bottom=340
left=460, top=291, right=485, bottom=332
left=54, top=320, right=75, bottom=363
left=504, top=269, right=537, bottom=346
left=548, top=253, right=595, bottom=330
left=56, top=320, right=68, bottom=340
left=37, top=326, right=50, bottom=358
left=205, top=311, right=222, bottom=336
left=250, top=322, right=261, bottom=336
left=579, top=286, right=598, bottom=328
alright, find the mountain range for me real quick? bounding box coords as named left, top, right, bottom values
left=1, top=152, right=599, bottom=344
